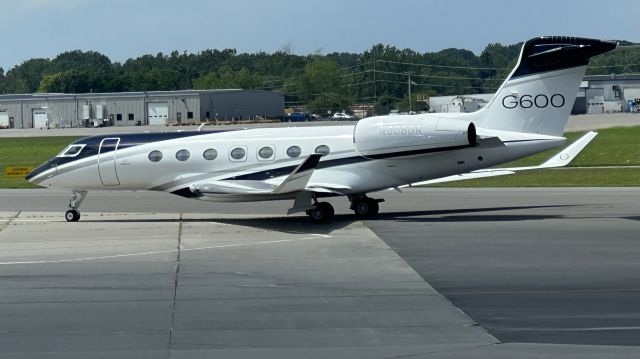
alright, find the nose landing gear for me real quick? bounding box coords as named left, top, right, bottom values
left=65, top=190, right=87, bottom=222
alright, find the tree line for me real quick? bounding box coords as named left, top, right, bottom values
left=0, top=40, right=637, bottom=115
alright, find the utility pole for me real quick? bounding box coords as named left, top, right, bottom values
left=373, top=47, right=377, bottom=108
left=407, top=72, right=412, bottom=113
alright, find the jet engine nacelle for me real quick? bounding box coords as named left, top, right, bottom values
left=354, top=115, right=476, bottom=157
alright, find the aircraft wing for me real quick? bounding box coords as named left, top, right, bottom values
left=405, top=131, right=597, bottom=186
left=191, top=154, right=322, bottom=196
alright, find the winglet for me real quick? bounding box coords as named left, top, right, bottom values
left=274, top=153, right=322, bottom=194
left=538, top=131, right=598, bottom=168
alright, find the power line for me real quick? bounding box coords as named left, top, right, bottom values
left=378, top=79, right=495, bottom=91
left=341, top=81, right=375, bottom=88
left=589, top=63, right=640, bottom=68
left=374, top=69, right=505, bottom=81
left=340, top=70, right=374, bottom=77
left=376, top=59, right=508, bottom=71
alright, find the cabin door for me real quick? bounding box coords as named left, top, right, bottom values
left=98, top=138, right=121, bottom=186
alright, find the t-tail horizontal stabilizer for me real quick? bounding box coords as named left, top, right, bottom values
left=407, top=131, right=597, bottom=186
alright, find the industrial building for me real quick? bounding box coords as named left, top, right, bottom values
left=574, top=74, right=640, bottom=114
left=428, top=94, right=494, bottom=113
left=0, top=89, right=284, bottom=129
left=428, top=75, right=640, bottom=115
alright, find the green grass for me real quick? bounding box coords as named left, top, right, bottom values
left=0, top=137, right=80, bottom=188
left=431, top=126, right=640, bottom=187
left=0, top=126, right=639, bottom=189
left=495, top=126, right=640, bottom=168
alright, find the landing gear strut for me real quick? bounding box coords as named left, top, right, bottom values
left=350, top=195, right=383, bottom=219
left=65, top=190, right=87, bottom=222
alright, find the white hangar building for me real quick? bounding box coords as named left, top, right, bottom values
left=0, top=89, right=284, bottom=129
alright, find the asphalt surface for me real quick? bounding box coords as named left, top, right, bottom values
left=367, top=188, right=640, bottom=346
left=1, top=188, right=640, bottom=358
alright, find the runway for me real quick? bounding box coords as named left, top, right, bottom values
left=1, top=188, right=639, bottom=358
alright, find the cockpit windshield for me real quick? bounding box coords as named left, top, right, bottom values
left=57, top=144, right=85, bottom=158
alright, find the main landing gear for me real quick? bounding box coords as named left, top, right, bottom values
left=307, top=201, right=335, bottom=224
left=65, top=190, right=87, bottom=222
left=305, top=194, right=384, bottom=224
left=350, top=195, right=384, bottom=219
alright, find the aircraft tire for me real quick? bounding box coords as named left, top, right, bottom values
left=308, top=202, right=335, bottom=224
left=353, top=198, right=379, bottom=219
left=65, top=210, right=81, bottom=222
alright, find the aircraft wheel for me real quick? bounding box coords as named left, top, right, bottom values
left=65, top=209, right=80, bottom=222
left=353, top=198, right=379, bottom=219
left=308, top=202, right=335, bottom=224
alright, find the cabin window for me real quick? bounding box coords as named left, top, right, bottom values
left=148, top=150, right=163, bottom=162
left=175, top=149, right=190, bottom=161
left=286, top=146, right=301, bottom=158
left=258, top=146, right=274, bottom=160
left=203, top=148, right=218, bottom=160
left=58, top=144, right=85, bottom=157
left=314, top=145, right=330, bottom=156
left=230, top=147, right=246, bottom=161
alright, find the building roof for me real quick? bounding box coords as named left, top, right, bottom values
left=0, top=89, right=280, bottom=101
left=583, top=74, right=640, bottom=82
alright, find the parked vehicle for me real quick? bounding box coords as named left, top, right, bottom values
left=283, top=112, right=307, bottom=122
left=332, top=112, right=355, bottom=120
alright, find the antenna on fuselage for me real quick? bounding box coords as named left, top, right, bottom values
left=197, top=123, right=206, bottom=132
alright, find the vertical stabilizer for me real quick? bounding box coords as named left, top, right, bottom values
left=477, top=37, right=616, bottom=136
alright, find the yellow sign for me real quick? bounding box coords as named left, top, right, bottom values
left=4, top=166, right=35, bottom=177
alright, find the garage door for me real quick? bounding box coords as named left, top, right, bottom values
left=0, top=110, right=8, bottom=128
left=33, top=109, right=49, bottom=128
left=147, top=102, right=168, bottom=125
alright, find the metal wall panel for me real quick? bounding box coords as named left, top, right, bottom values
left=0, top=90, right=283, bottom=129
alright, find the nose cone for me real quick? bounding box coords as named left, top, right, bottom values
left=25, top=159, right=57, bottom=185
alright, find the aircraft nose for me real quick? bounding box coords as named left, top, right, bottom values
left=25, top=159, right=57, bottom=184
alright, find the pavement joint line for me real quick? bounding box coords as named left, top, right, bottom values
left=380, top=343, right=499, bottom=359
left=0, top=210, right=21, bottom=232
left=168, top=213, right=183, bottom=356
left=446, top=288, right=640, bottom=296
left=0, top=233, right=333, bottom=265
left=503, top=326, right=640, bottom=332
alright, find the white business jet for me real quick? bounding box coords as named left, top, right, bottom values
left=26, top=36, right=616, bottom=223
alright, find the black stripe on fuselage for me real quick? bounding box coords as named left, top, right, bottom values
left=220, top=138, right=556, bottom=182
left=55, top=130, right=238, bottom=166
left=223, top=143, right=474, bottom=181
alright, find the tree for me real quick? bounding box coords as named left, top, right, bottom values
left=292, top=58, right=352, bottom=113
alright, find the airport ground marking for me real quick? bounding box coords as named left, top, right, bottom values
left=0, top=233, right=333, bottom=265
left=0, top=210, right=21, bottom=232
left=168, top=213, right=183, bottom=351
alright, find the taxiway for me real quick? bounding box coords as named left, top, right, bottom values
left=0, top=188, right=639, bottom=358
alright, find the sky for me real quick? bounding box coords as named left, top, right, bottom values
left=1, top=0, right=638, bottom=70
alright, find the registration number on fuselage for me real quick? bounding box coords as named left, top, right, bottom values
left=379, top=124, right=423, bottom=136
